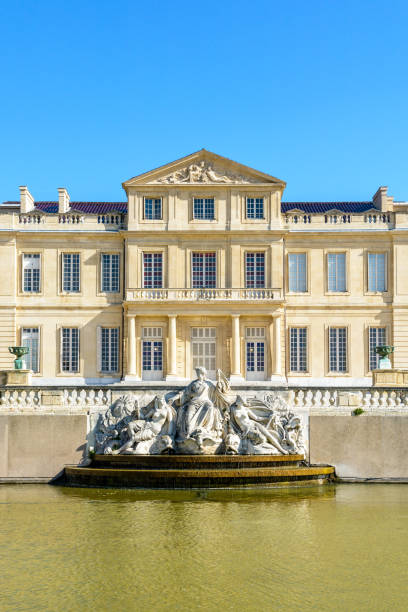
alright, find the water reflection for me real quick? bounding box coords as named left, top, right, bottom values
left=1, top=484, right=407, bottom=611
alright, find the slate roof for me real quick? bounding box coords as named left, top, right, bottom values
left=281, top=202, right=374, bottom=213
left=2, top=200, right=376, bottom=214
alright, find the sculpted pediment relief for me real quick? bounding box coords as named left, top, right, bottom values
left=123, top=149, right=286, bottom=188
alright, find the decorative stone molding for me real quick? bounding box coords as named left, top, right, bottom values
left=151, top=161, right=259, bottom=185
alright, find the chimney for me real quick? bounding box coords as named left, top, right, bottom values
left=58, top=188, right=70, bottom=213
left=373, top=186, right=394, bottom=212
left=19, top=186, right=35, bottom=213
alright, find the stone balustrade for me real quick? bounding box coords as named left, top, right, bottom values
left=126, top=288, right=282, bottom=301
left=1, top=385, right=408, bottom=413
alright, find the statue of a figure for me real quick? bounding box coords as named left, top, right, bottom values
left=94, top=395, right=136, bottom=454
left=227, top=395, right=289, bottom=455
left=112, top=396, right=175, bottom=455
left=170, top=367, right=231, bottom=454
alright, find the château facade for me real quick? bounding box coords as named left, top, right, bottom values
left=1, top=149, right=407, bottom=387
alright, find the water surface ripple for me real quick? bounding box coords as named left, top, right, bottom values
left=0, top=484, right=407, bottom=611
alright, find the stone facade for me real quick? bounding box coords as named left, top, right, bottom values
left=1, top=149, right=408, bottom=386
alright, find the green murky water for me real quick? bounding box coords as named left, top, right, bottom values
left=1, top=484, right=408, bottom=611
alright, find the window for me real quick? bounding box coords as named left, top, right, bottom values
left=192, top=252, right=216, bottom=288
left=62, top=253, right=80, bottom=292
left=23, top=254, right=40, bottom=293
left=143, top=253, right=163, bottom=288
left=101, top=254, right=120, bottom=292
left=100, top=328, right=119, bottom=373
left=329, top=328, right=347, bottom=372
left=142, top=328, right=163, bottom=380
left=369, top=327, right=387, bottom=370
left=327, top=253, right=346, bottom=292
left=193, top=198, right=214, bottom=220
left=191, top=328, right=216, bottom=378
left=61, top=328, right=79, bottom=372
left=368, top=253, right=386, bottom=292
left=288, top=253, right=307, bottom=292
left=246, top=328, right=265, bottom=380
left=246, top=197, right=264, bottom=219
left=290, top=328, right=307, bottom=372
left=21, top=327, right=39, bottom=372
left=144, top=198, right=162, bottom=220
left=245, top=252, right=265, bottom=288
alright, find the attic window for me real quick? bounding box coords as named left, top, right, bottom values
left=144, top=198, right=162, bottom=220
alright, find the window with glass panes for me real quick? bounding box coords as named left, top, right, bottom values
left=101, top=328, right=119, bottom=373
left=62, top=253, right=80, bottom=292
left=245, top=252, right=265, bottom=288
left=193, top=198, right=214, bottom=220
left=191, top=328, right=216, bottom=378
left=327, top=253, right=346, bottom=292
left=101, top=253, right=120, bottom=292
left=61, top=328, right=79, bottom=372
left=368, top=253, right=386, bottom=292
left=192, top=252, right=216, bottom=288
left=246, top=328, right=265, bottom=378
left=142, top=328, right=163, bottom=376
left=246, top=198, right=264, bottom=219
left=21, top=327, right=39, bottom=372
left=290, top=328, right=307, bottom=372
left=288, top=253, right=307, bottom=292
left=369, top=327, right=387, bottom=370
left=144, top=198, right=162, bottom=220
left=143, top=253, right=163, bottom=288
left=329, top=327, right=347, bottom=372
left=23, top=254, right=40, bottom=292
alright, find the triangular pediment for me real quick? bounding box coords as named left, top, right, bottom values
left=123, top=149, right=286, bottom=188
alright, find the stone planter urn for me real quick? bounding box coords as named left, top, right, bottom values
left=375, top=345, right=394, bottom=369
left=8, top=346, right=29, bottom=370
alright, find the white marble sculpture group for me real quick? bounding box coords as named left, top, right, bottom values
left=94, top=367, right=305, bottom=456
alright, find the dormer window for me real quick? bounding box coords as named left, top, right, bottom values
left=144, top=197, right=162, bottom=220
left=193, top=198, right=214, bottom=220
left=246, top=197, right=264, bottom=219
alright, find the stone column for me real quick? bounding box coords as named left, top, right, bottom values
left=230, top=314, right=244, bottom=383
left=127, top=315, right=137, bottom=377
left=166, top=315, right=177, bottom=380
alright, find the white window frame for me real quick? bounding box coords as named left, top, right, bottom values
left=62, top=253, right=80, bottom=293
left=142, top=327, right=163, bottom=381
left=97, top=327, right=119, bottom=374
left=328, top=327, right=347, bottom=373
left=246, top=197, right=264, bottom=219
left=289, top=327, right=308, bottom=372
left=191, top=252, right=217, bottom=288
left=245, top=252, right=265, bottom=288
left=60, top=327, right=80, bottom=373
left=22, top=253, right=41, bottom=293
left=191, top=327, right=216, bottom=378
left=101, top=253, right=120, bottom=293
left=21, top=327, right=40, bottom=372
left=288, top=253, right=307, bottom=293
left=368, top=327, right=387, bottom=371
left=245, top=327, right=266, bottom=381
left=143, top=252, right=163, bottom=288
left=367, top=252, right=387, bottom=292
left=327, top=252, right=347, bottom=292
left=144, top=197, right=162, bottom=220
left=193, top=197, right=215, bottom=220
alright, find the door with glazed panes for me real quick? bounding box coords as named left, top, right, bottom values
left=191, top=328, right=216, bottom=379
left=142, top=327, right=163, bottom=380
left=246, top=328, right=266, bottom=381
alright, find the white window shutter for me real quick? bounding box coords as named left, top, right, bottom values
left=97, top=326, right=102, bottom=372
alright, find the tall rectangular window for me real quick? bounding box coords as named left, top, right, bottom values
left=245, top=252, right=265, bottom=288
left=101, top=253, right=120, bottom=292
left=369, top=327, right=387, bottom=370
left=21, top=327, right=39, bottom=372
left=191, top=328, right=216, bottom=378
left=101, top=327, right=119, bottom=373
left=61, top=328, right=79, bottom=372
left=62, top=253, right=80, bottom=292
left=143, top=253, right=163, bottom=288
left=290, top=328, right=307, bottom=372
left=329, top=327, right=347, bottom=372
left=193, top=198, right=214, bottom=220
left=192, top=252, right=216, bottom=288
left=144, top=198, right=162, bottom=220
left=288, top=253, right=307, bottom=292
left=327, top=253, right=346, bottom=292
left=23, top=254, right=40, bottom=293
left=368, top=253, right=386, bottom=292
left=246, top=198, right=264, bottom=219
left=142, top=328, right=163, bottom=380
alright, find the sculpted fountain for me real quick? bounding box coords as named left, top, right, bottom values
left=93, top=367, right=305, bottom=457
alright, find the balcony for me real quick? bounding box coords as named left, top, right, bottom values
left=126, top=288, right=282, bottom=302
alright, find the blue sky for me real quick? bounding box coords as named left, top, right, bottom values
left=1, top=0, right=407, bottom=203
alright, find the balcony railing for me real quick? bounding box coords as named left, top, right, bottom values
left=126, top=288, right=282, bottom=301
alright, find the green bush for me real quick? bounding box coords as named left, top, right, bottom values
left=352, top=407, right=364, bottom=416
